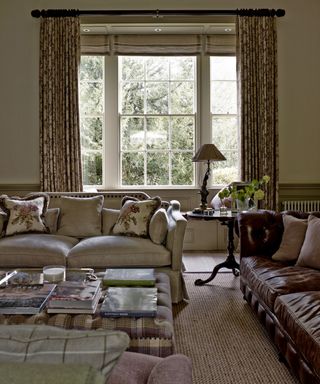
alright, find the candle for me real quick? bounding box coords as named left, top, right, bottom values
left=43, top=266, right=66, bottom=283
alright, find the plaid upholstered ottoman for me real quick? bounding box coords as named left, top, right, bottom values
left=0, top=272, right=175, bottom=357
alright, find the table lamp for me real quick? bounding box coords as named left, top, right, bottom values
left=192, top=143, right=226, bottom=210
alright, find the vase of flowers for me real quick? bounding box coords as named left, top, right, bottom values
left=218, top=175, right=270, bottom=212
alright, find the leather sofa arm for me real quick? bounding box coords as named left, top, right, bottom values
left=165, top=200, right=187, bottom=271
left=237, top=210, right=284, bottom=259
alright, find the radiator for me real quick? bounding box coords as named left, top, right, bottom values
left=282, top=200, right=320, bottom=212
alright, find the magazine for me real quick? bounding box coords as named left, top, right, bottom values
left=8, top=271, right=44, bottom=286
left=100, top=287, right=157, bottom=318
left=0, top=270, right=44, bottom=286
left=48, top=280, right=101, bottom=310
left=102, top=268, right=156, bottom=287
left=0, top=284, right=56, bottom=314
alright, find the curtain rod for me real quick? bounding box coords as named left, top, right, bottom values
left=31, top=8, right=285, bottom=18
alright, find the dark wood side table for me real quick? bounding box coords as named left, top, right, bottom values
left=186, top=211, right=240, bottom=286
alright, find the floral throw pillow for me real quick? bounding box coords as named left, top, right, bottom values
left=0, top=194, right=49, bottom=236
left=112, top=197, right=161, bottom=237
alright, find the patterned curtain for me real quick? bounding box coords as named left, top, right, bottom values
left=236, top=15, right=278, bottom=210
left=39, top=16, right=83, bottom=192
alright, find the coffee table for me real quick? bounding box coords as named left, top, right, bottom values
left=0, top=270, right=174, bottom=358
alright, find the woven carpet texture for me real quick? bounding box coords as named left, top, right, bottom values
left=173, top=273, right=299, bottom=384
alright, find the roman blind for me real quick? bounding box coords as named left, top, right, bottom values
left=81, top=33, right=235, bottom=55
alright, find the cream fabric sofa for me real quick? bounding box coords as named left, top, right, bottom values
left=0, top=192, right=187, bottom=303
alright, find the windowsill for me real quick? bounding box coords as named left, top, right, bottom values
left=95, top=186, right=225, bottom=192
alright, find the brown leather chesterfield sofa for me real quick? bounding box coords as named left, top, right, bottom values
left=237, top=210, right=320, bottom=384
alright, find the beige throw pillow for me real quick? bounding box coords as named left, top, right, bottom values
left=0, top=325, right=129, bottom=380
left=149, top=208, right=169, bottom=245
left=272, top=214, right=308, bottom=261
left=296, top=215, right=320, bottom=269
left=57, top=195, right=104, bottom=238
left=102, top=208, right=120, bottom=235
left=113, top=197, right=161, bottom=237
left=0, top=194, right=49, bottom=236
left=44, top=208, right=60, bottom=234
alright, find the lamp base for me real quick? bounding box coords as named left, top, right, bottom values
left=200, top=202, right=207, bottom=210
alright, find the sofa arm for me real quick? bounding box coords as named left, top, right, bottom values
left=165, top=200, right=187, bottom=271
left=147, top=354, right=192, bottom=384
left=237, top=210, right=284, bottom=258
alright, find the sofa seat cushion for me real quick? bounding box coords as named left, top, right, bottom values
left=67, top=235, right=171, bottom=268
left=0, top=234, right=79, bottom=267
left=240, top=256, right=320, bottom=310
left=274, top=291, right=320, bottom=379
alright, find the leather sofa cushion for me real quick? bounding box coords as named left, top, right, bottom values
left=241, top=256, right=320, bottom=310
left=274, top=291, right=320, bottom=379
left=0, top=234, right=79, bottom=267
left=67, top=235, right=171, bottom=268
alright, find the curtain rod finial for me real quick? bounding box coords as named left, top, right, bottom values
left=276, top=9, right=285, bottom=17
left=31, top=9, right=41, bottom=18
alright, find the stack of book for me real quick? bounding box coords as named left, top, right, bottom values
left=47, top=280, right=102, bottom=314
left=100, top=268, right=158, bottom=318
left=0, top=283, right=56, bottom=315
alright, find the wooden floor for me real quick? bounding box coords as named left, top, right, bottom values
left=182, top=250, right=239, bottom=273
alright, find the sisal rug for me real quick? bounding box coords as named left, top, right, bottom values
left=183, top=251, right=239, bottom=273
left=173, top=273, right=299, bottom=384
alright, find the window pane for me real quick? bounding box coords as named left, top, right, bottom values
left=146, top=82, right=168, bottom=114
left=212, top=116, right=238, bottom=150
left=147, top=152, right=169, bottom=185
left=211, top=150, right=238, bottom=185
left=146, top=117, right=169, bottom=149
left=171, top=116, right=194, bottom=150
left=170, top=82, right=194, bottom=114
left=80, top=82, right=103, bottom=115
left=81, top=151, right=102, bottom=185
left=121, top=117, right=144, bottom=150
left=211, top=81, right=237, bottom=114
left=210, top=56, right=239, bottom=185
left=121, top=82, right=144, bottom=114
left=211, top=57, right=236, bottom=80
left=80, top=117, right=103, bottom=150
left=79, top=56, right=104, bottom=187
left=80, top=56, right=103, bottom=81
left=122, top=152, right=144, bottom=185
left=170, top=57, right=194, bottom=80
left=172, top=152, right=194, bottom=185
left=146, top=57, right=169, bottom=80
left=121, top=57, right=144, bottom=80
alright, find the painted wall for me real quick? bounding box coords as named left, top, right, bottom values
left=0, top=0, right=320, bottom=186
